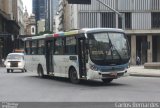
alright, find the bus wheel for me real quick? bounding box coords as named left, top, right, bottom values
left=22, top=69, right=24, bottom=73
left=38, top=65, right=44, bottom=78
left=7, top=69, right=10, bottom=73
left=11, top=69, right=13, bottom=73
left=102, top=78, right=113, bottom=84
left=69, top=68, right=80, bottom=84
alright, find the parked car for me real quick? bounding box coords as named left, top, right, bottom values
left=4, top=53, right=26, bottom=73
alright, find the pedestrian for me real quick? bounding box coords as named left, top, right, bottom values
left=136, top=56, right=140, bottom=65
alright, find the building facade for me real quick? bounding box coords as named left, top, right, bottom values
left=58, top=0, right=64, bottom=31
left=61, top=0, right=160, bottom=65
left=53, top=12, right=60, bottom=33
left=32, top=0, right=46, bottom=20
left=24, top=9, right=36, bottom=36
left=45, top=0, right=59, bottom=32
left=32, top=0, right=59, bottom=33
left=37, top=19, right=45, bottom=34
left=0, top=0, right=20, bottom=60
left=17, top=0, right=25, bottom=35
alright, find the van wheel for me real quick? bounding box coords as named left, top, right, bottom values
left=69, top=68, right=80, bottom=84
left=11, top=69, right=13, bottom=73
left=38, top=65, right=44, bottom=78
left=7, top=69, right=10, bottom=73
left=102, top=78, right=113, bottom=84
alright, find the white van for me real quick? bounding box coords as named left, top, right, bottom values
left=4, top=53, right=26, bottom=73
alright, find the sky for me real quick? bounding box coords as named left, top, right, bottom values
left=22, top=0, right=32, bottom=15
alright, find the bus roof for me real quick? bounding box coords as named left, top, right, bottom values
left=23, top=34, right=52, bottom=41
left=24, top=28, right=124, bottom=41
left=53, top=28, right=124, bottom=37
left=79, top=28, right=124, bottom=33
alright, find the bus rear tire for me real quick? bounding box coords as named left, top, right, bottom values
left=38, top=65, right=44, bottom=78
left=102, top=78, right=113, bottom=84
left=69, top=68, right=80, bottom=84
left=11, top=69, right=13, bottom=73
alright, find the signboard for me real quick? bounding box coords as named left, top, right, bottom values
left=67, top=0, right=91, bottom=4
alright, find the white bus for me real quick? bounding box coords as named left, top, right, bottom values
left=24, top=28, right=130, bottom=84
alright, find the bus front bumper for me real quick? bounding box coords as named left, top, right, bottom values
left=87, top=69, right=128, bottom=80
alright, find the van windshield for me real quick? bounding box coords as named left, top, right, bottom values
left=7, top=55, right=23, bottom=60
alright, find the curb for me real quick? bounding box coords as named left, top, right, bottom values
left=129, top=73, right=160, bottom=78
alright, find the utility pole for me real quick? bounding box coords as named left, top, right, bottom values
left=96, top=0, right=125, bottom=30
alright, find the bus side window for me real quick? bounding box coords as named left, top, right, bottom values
left=38, top=40, right=44, bottom=55
left=31, top=40, right=37, bottom=55
left=65, top=36, right=76, bottom=55
left=25, top=41, right=31, bottom=55
left=54, top=38, right=63, bottom=55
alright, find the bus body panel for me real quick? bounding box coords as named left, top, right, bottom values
left=53, top=55, right=79, bottom=78
left=24, top=28, right=130, bottom=83
left=25, top=55, right=47, bottom=74
left=86, top=58, right=129, bottom=79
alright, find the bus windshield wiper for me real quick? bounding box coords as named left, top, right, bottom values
left=107, top=35, right=122, bottom=61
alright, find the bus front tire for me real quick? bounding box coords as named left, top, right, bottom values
left=69, top=68, right=80, bottom=84
left=7, top=69, right=10, bottom=73
left=102, top=78, right=113, bottom=84
left=38, top=65, right=44, bottom=78
left=22, top=69, right=24, bottom=73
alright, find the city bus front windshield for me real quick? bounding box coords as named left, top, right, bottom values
left=88, top=32, right=130, bottom=65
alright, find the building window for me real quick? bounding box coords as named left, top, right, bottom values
left=151, top=12, right=160, bottom=28
left=54, top=38, right=64, bottom=55
left=65, top=36, right=77, bottom=55
left=101, top=12, right=116, bottom=28
left=31, top=26, right=35, bottom=35
left=119, top=13, right=131, bottom=29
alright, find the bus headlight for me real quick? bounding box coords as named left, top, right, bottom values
left=18, top=62, right=23, bottom=66
left=6, top=62, right=10, bottom=66
left=90, top=64, right=99, bottom=71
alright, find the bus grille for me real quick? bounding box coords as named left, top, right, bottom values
left=102, top=73, right=124, bottom=78
left=101, top=68, right=124, bottom=72
left=10, top=62, right=18, bottom=67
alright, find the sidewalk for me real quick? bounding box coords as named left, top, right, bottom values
left=128, top=65, right=160, bottom=77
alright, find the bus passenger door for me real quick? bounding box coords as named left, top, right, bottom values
left=78, top=38, right=87, bottom=78
left=46, top=40, right=54, bottom=74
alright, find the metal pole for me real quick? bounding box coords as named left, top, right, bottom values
left=121, top=13, right=125, bottom=30
left=96, top=0, right=125, bottom=30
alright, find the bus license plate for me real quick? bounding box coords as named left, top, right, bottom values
left=110, top=72, right=117, bottom=77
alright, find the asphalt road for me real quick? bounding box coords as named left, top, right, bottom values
left=0, top=67, right=160, bottom=102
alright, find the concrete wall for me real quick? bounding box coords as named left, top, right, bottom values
left=147, top=35, right=152, bottom=63
left=157, top=37, right=160, bottom=62
left=131, top=35, right=137, bottom=65
left=38, top=19, right=45, bottom=33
